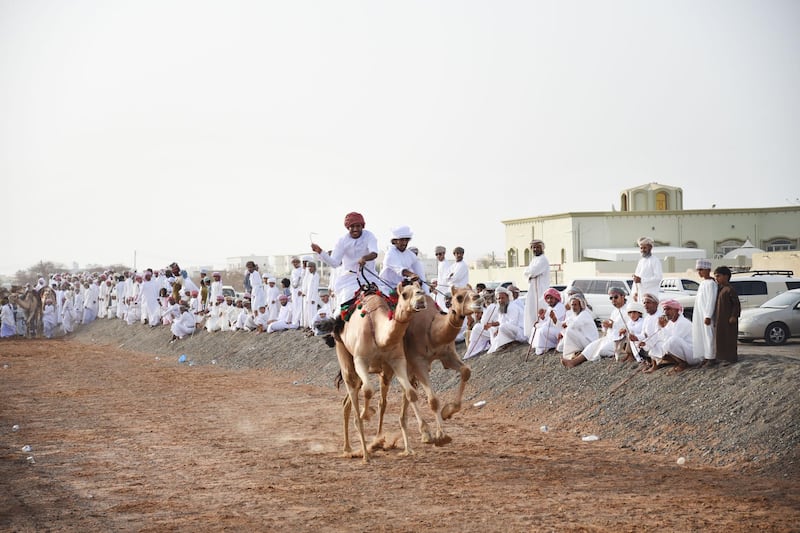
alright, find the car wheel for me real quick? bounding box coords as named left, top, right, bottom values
left=765, top=322, right=788, bottom=346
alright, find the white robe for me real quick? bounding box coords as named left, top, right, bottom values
left=267, top=303, right=297, bottom=333
left=632, top=254, right=663, bottom=302
left=435, top=258, right=453, bottom=310
left=302, top=271, right=320, bottom=328
left=582, top=305, right=627, bottom=362
left=692, top=279, right=718, bottom=361
left=487, top=303, right=525, bottom=354
left=530, top=301, right=566, bottom=355
left=139, top=279, right=161, bottom=326
left=523, top=253, right=550, bottom=338
left=42, top=304, right=58, bottom=338
left=661, top=314, right=697, bottom=365
left=249, top=270, right=266, bottom=311
left=446, top=260, right=469, bottom=289
left=171, top=311, right=196, bottom=338
left=559, top=310, right=599, bottom=358
left=464, top=303, right=498, bottom=359
left=380, top=246, right=428, bottom=293
left=316, top=229, right=380, bottom=304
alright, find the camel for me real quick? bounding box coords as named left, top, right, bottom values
left=341, top=285, right=484, bottom=448
left=334, top=281, right=427, bottom=463
left=380, top=285, right=484, bottom=445
left=9, top=288, right=43, bottom=338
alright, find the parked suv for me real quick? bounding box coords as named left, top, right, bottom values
left=563, top=277, right=634, bottom=324
left=658, top=278, right=698, bottom=319
left=729, top=270, right=800, bottom=309
left=564, top=276, right=697, bottom=324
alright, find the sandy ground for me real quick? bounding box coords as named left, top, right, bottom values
left=1, top=336, right=799, bottom=532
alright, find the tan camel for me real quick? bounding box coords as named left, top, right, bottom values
left=9, top=288, right=43, bottom=338
left=334, top=281, right=427, bottom=463
left=375, top=285, right=484, bottom=445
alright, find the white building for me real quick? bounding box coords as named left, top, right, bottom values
left=473, top=182, right=800, bottom=286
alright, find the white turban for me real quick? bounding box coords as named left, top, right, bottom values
left=637, top=237, right=654, bottom=247
left=391, top=225, right=413, bottom=240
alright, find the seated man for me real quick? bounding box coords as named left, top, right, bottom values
left=642, top=299, right=696, bottom=373
left=558, top=294, right=599, bottom=361
left=463, top=289, right=497, bottom=359
left=268, top=295, right=298, bottom=333
left=487, top=287, right=526, bottom=354
left=170, top=303, right=196, bottom=341
left=562, top=286, right=628, bottom=368
left=530, top=288, right=566, bottom=356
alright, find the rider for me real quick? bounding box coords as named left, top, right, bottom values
left=311, top=211, right=379, bottom=309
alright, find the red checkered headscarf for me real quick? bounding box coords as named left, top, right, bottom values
left=344, top=212, right=365, bottom=228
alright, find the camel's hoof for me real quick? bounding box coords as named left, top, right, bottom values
left=368, top=436, right=387, bottom=451
left=399, top=449, right=415, bottom=457
left=420, top=431, right=434, bottom=444
left=441, top=403, right=460, bottom=420
left=434, top=434, right=453, bottom=447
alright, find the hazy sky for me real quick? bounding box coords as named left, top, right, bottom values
left=1, top=0, right=798, bottom=276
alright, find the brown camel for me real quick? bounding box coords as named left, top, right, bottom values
left=334, top=281, right=427, bottom=463
left=379, top=285, right=484, bottom=445
left=10, top=288, right=43, bottom=338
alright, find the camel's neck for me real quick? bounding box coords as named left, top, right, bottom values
left=427, top=310, right=466, bottom=345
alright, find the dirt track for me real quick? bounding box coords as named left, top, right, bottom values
left=1, top=338, right=798, bottom=532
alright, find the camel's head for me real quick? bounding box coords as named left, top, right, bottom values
left=396, top=281, right=427, bottom=314
left=450, top=286, right=484, bottom=315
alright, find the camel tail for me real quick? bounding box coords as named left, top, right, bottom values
left=334, top=370, right=344, bottom=390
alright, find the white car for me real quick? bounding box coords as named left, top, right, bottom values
left=730, top=270, right=800, bottom=309
left=738, top=288, right=800, bottom=345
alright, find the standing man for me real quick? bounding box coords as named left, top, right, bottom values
left=311, top=211, right=379, bottom=307
left=631, top=237, right=663, bottom=302
left=446, top=247, right=469, bottom=289
left=431, top=245, right=452, bottom=310
left=693, top=259, right=718, bottom=367
left=289, top=257, right=305, bottom=328
left=246, top=261, right=266, bottom=313
left=523, top=239, right=550, bottom=339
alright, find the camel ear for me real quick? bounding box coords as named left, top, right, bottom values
left=451, top=285, right=458, bottom=296
left=396, top=282, right=405, bottom=294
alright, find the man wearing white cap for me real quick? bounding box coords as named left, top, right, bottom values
left=693, top=258, right=718, bottom=367
left=631, top=237, right=663, bottom=302
left=209, top=272, right=223, bottom=304
left=289, top=257, right=305, bottom=328
left=379, top=225, right=428, bottom=293
left=431, top=245, right=452, bottom=310
left=265, top=277, right=281, bottom=321
left=523, top=239, right=550, bottom=339
left=302, top=261, right=320, bottom=328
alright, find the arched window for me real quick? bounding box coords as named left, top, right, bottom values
left=655, top=191, right=668, bottom=211
left=621, top=194, right=628, bottom=211
left=765, top=238, right=797, bottom=252
left=507, top=248, right=518, bottom=268
left=717, top=239, right=744, bottom=256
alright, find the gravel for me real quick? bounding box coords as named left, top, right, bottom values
left=71, top=318, right=800, bottom=478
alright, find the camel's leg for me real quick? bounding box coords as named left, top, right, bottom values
left=370, top=370, right=393, bottom=451
left=439, top=349, right=472, bottom=420
left=353, top=356, right=374, bottom=422
left=405, top=357, right=437, bottom=444
left=341, top=394, right=352, bottom=455
left=335, top=346, right=369, bottom=462
left=386, top=355, right=422, bottom=457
